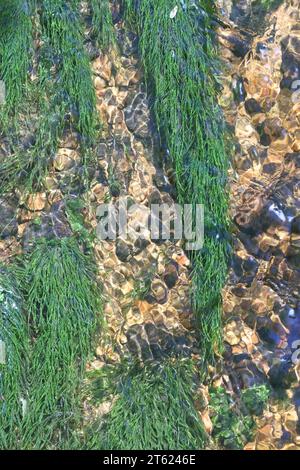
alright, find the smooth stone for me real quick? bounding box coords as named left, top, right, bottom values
left=245, top=98, right=263, bottom=115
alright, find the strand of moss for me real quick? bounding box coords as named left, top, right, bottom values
left=91, top=0, right=116, bottom=50
left=0, top=0, right=99, bottom=195
left=19, top=237, right=101, bottom=449
left=41, top=0, right=97, bottom=145
left=88, top=359, right=207, bottom=450
left=0, top=67, right=67, bottom=194
left=209, top=385, right=270, bottom=449
left=0, top=267, right=30, bottom=450
left=124, top=0, right=230, bottom=366
left=0, top=0, right=33, bottom=126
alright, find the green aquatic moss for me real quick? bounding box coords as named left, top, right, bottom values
left=0, top=267, right=29, bottom=450
left=40, top=0, right=97, bottom=144
left=0, top=0, right=33, bottom=122
left=124, top=0, right=231, bottom=366
left=0, top=0, right=99, bottom=194
left=19, top=237, right=101, bottom=449
left=91, top=0, right=115, bottom=50
left=90, top=360, right=207, bottom=450
left=209, top=385, right=270, bottom=449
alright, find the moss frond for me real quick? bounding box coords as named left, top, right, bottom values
left=0, top=266, right=30, bottom=450
left=0, top=0, right=99, bottom=195
left=91, top=360, right=207, bottom=450
left=0, top=0, right=33, bottom=122
left=91, top=0, right=115, bottom=50
left=19, top=237, right=101, bottom=449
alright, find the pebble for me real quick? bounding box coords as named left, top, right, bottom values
left=25, top=193, right=47, bottom=212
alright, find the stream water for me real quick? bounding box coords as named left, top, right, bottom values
left=1, top=0, right=300, bottom=451
left=218, top=0, right=300, bottom=450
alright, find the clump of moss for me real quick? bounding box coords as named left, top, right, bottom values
left=241, top=384, right=270, bottom=417
left=41, top=0, right=98, bottom=144
left=209, top=385, right=269, bottom=449
left=123, top=0, right=231, bottom=367
left=20, top=237, right=101, bottom=449
left=0, top=267, right=29, bottom=450
left=0, top=0, right=99, bottom=195
left=91, top=0, right=115, bottom=50
left=65, top=198, right=95, bottom=247
left=90, top=360, right=207, bottom=450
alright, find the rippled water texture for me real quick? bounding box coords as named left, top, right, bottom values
left=218, top=0, right=300, bottom=450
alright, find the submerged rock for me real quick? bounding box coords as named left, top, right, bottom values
left=220, top=0, right=300, bottom=450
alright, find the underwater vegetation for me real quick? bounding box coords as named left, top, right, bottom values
left=91, top=0, right=116, bottom=50
left=123, top=0, right=230, bottom=366
left=209, top=385, right=270, bottom=449
left=0, top=0, right=280, bottom=452
left=0, top=0, right=103, bottom=450
left=0, top=267, right=29, bottom=449
left=41, top=0, right=97, bottom=144
left=0, top=0, right=98, bottom=194
left=0, top=238, right=101, bottom=449
left=89, top=360, right=207, bottom=450
left=0, top=62, right=66, bottom=193
left=19, top=237, right=101, bottom=449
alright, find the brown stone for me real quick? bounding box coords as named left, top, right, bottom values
left=25, top=193, right=46, bottom=211
left=53, top=149, right=78, bottom=171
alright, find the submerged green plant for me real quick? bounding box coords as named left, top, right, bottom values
left=0, top=0, right=33, bottom=123
left=210, top=386, right=252, bottom=450
left=19, top=237, right=101, bottom=449
left=91, top=0, right=115, bottom=50
left=0, top=0, right=99, bottom=194
left=129, top=272, right=154, bottom=301
left=41, top=0, right=97, bottom=144
left=241, top=384, right=270, bottom=416
left=209, top=385, right=270, bottom=449
left=0, top=267, right=29, bottom=450
left=124, top=0, right=230, bottom=366
left=91, top=360, right=207, bottom=450
left=0, top=78, right=66, bottom=193
left=65, top=198, right=95, bottom=247
left=254, top=0, right=282, bottom=9
left=0, top=1, right=65, bottom=193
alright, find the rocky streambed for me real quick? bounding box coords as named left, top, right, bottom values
left=216, top=0, right=300, bottom=450
left=1, top=0, right=300, bottom=451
